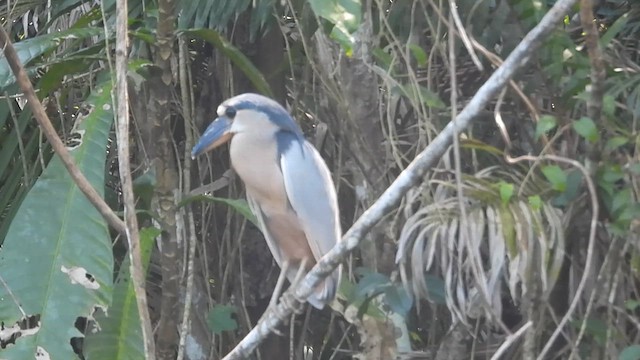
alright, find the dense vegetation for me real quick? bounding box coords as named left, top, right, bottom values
left=1, top=0, right=639, bottom=359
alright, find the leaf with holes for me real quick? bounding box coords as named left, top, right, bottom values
left=83, top=227, right=160, bottom=360
left=0, top=76, right=114, bottom=358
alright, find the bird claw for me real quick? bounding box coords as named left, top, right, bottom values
left=279, top=292, right=305, bottom=315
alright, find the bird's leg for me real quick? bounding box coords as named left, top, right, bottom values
left=268, top=258, right=308, bottom=317
left=291, top=257, right=309, bottom=289
left=268, top=260, right=290, bottom=310
left=282, top=257, right=308, bottom=315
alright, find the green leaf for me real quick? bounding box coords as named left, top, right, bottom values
left=542, top=165, right=567, bottom=192
left=355, top=270, right=390, bottom=299
left=573, top=117, right=600, bottom=143
left=602, top=95, right=616, bottom=118
left=600, top=13, right=628, bottom=48
left=535, top=115, right=557, bottom=140
left=571, top=317, right=607, bottom=345
left=208, top=305, right=238, bottom=334
left=498, top=182, right=514, bottom=205
left=0, top=76, right=114, bottom=359
left=83, top=227, right=161, bottom=360
left=373, top=47, right=392, bottom=70
left=133, top=168, right=157, bottom=211
left=629, top=163, right=640, bottom=175
left=393, top=84, right=445, bottom=109
left=424, top=275, right=446, bottom=305
left=309, top=0, right=362, bottom=55
left=557, top=169, right=583, bottom=205
left=625, top=300, right=640, bottom=311
left=383, top=285, right=413, bottom=318
left=620, top=345, right=640, bottom=360
left=0, top=27, right=104, bottom=90
left=528, top=195, right=542, bottom=211
left=180, top=29, right=273, bottom=97
left=408, top=44, right=427, bottom=68
left=606, top=136, right=628, bottom=152
left=180, top=194, right=258, bottom=226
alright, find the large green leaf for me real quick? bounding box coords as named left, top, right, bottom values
left=0, top=77, right=115, bottom=359
left=83, top=227, right=160, bottom=360
left=0, top=27, right=103, bottom=90
left=180, top=29, right=273, bottom=97
left=177, top=0, right=272, bottom=39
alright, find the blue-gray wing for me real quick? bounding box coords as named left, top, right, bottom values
left=279, top=140, right=341, bottom=263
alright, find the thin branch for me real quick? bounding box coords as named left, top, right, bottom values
left=177, top=35, right=198, bottom=360
left=0, top=24, right=127, bottom=236
left=490, top=321, right=533, bottom=360
left=580, top=0, right=606, bottom=124
left=113, top=0, right=156, bottom=357
left=221, top=0, right=579, bottom=358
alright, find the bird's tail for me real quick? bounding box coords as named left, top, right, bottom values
left=307, top=265, right=341, bottom=310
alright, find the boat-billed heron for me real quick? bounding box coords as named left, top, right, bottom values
left=191, top=93, right=341, bottom=309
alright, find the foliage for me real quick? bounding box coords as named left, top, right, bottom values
left=0, top=76, right=114, bottom=358
left=83, top=227, right=160, bottom=360
left=1, top=0, right=640, bottom=359
left=207, top=305, right=239, bottom=335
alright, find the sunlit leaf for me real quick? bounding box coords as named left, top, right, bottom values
left=309, top=0, right=361, bottom=55
left=408, top=44, right=427, bottom=67
left=499, top=182, right=514, bottom=205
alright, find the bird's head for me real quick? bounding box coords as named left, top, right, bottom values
left=191, top=93, right=303, bottom=159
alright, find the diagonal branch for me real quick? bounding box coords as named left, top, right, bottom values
left=0, top=26, right=127, bottom=236
left=221, top=0, right=579, bottom=358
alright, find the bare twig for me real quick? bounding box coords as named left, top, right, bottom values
left=221, top=0, right=579, bottom=358
left=580, top=0, right=606, bottom=124
left=177, top=35, right=198, bottom=360
left=490, top=321, right=533, bottom=360
left=448, top=0, right=484, bottom=71
left=0, top=23, right=127, bottom=235
left=113, top=0, right=156, bottom=357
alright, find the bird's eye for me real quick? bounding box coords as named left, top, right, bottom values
left=225, top=107, right=237, bottom=119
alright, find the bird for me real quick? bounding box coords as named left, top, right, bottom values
left=191, top=93, right=341, bottom=309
